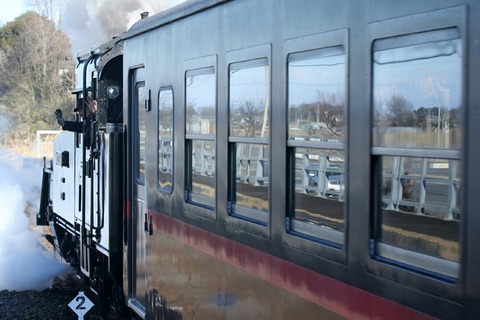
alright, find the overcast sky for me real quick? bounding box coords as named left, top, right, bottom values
left=0, top=0, right=28, bottom=26
left=0, top=0, right=185, bottom=57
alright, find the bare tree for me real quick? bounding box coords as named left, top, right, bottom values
left=231, top=99, right=264, bottom=137
left=186, top=103, right=198, bottom=133
left=30, top=0, right=61, bottom=24
left=0, top=10, right=74, bottom=152
left=386, top=94, right=415, bottom=127
left=314, top=90, right=343, bottom=136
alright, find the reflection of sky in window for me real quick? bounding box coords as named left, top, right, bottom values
left=374, top=39, right=462, bottom=113
left=159, top=90, right=173, bottom=109
left=288, top=52, right=345, bottom=107
left=230, top=65, right=268, bottom=110
left=186, top=73, right=216, bottom=108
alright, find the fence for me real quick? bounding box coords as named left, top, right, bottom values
left=36, top=130, right=61, bottom=158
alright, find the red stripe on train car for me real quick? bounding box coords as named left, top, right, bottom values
left=124, top=200, right=132, bottom=219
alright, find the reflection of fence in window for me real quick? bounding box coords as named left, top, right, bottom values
left=294, top=151, right=344, bottom=201
left=381, top=156, right=461, bottom=220
left=159, top=138, right=173, bottom=174
left=158, top=87, right=174, bottom=191
left=236, top=143, right=268, bottom=186
left=192, top=140, right=215, bottom=176
left=158, top=138, right=173, bottom=191
left=36, top=130, right=61, bottom=158
left=138, top=133, right=146, bottom=180
left=137, top=86, right=146, bottom=181
left=189, top=140, right=216, bottom=204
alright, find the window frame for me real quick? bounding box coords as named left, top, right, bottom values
left=367, top=6, right=467, bottom=292
left=183, top=55, right=218, bottom=220
left=157, top=86, right=174, bottom=194
left=371, top=29, right=462, bottom=279
left=225, top=44, right=272, bottom=237
left=135, top=81, right=146, bottom=185
left=282, top=29, right=349, bottom=261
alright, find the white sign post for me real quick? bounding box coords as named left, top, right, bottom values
left=69, top=291, right=94, bottom=320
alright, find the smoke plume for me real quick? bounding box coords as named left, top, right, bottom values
left=0, top=147, right=69, bottom=291
left=60, top=0, right=184, bottom=56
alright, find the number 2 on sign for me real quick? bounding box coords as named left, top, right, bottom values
left=76, top=296, right=86, bottom=310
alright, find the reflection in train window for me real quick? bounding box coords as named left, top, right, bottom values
left=185, top=67, right=216, bottom=209
left=372, top=28, right=462, bottom=150
left=228, top=58, right=270, bottom=224
left=187, top=140, right=215, bottom=206
left=288, top=148, right=345, bottom=245
left=158, top=88, right=173, bottom=192
left=136, top=84, right=146, bottom=182
left=372, top=28, right=462, bottom=278
left=229, top=59, right=269, bottom=138
left=286, top=46, right=346, bottom=246
left=186, top=67, right=216, bottom=135
left=229, top=143, right=269, bottom=225
left=288, top=46, right=345, bottom=142
left=376, top=156, right=461, bottom=277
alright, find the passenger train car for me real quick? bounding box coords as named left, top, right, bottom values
left=38, top=0, right=480, bottom=319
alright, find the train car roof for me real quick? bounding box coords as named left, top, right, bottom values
left=123, top=0, right=229, bottom=40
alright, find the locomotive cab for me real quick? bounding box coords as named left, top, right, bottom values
left=37, top=36, right=125, bottom=319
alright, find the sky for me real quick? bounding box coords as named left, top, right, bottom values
left=0, top=0, right=29, bottom=26
left=0, top=0, right=185, bottom=56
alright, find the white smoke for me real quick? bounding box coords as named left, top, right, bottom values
left=0, top=147, right=69, bottom=291
left=60, top=0, right=185, bottom=56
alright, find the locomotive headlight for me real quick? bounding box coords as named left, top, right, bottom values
left=107, top=85, right=120, bottom=99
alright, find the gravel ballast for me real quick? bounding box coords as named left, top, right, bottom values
left=0, top=276, right=100, bottom=320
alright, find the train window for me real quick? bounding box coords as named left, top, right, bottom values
left=185, top=67, right=216, bottom=209
left=288, top=47, right=345, bottom=142
left=373, top=28, right=462, bottom=150
left=228, top=58, right=270, bottom=225
left=229, top=59, right=269, bottom=138
left=186, top=67, right=216, bottom=135
left=286, top=46, right=346, bottom=246
left=372, top=28, right=462, bottom=278
left=158, top=88, right=173, bottom=192
left=136, top=84, right=146, bottom=182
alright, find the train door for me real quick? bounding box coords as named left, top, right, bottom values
left=129, top=67, right=148, bottom=316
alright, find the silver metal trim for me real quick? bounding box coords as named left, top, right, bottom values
left=377, top=242, right=459, bottom=278
left=128, top=298, right=146, bottom=319
left=230, top=203, right=268, bottom=223
left=290, top=219, right=344, bottom=245
left=372, top=147, right=460, bottom=159
left=106, top=123, right=123, bottom=133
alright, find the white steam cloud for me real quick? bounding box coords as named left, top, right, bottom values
left=0, top=147, right=69, bottom=291
left=60, top=0, right=185, bottom=56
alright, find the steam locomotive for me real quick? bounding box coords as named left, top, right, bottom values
left=38, top=0, right=480, bottom=319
